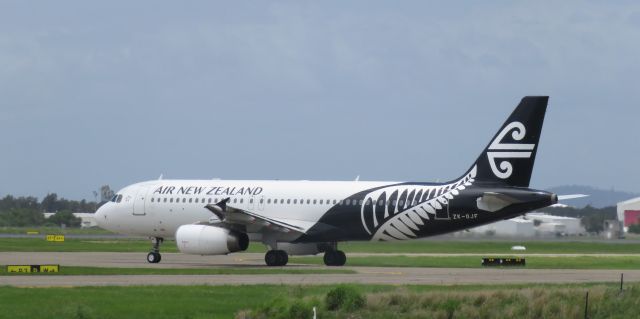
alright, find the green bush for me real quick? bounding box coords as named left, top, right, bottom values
left=325, top=285, right=366, bottom=311
left=628, top=224, right=640, bottom=234
left=243, top=297, right=313, bottom=319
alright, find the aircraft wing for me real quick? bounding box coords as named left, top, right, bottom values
left=203, top=198, right=306, bottom=234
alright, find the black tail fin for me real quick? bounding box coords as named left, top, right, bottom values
left=469, top=96, right=548, bottom=187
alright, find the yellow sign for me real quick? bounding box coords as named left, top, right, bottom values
left=46, top=235, right=65, bottom=242
left=6, top=265, right=60, bottom=273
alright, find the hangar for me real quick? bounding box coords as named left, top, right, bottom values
left=617, top=197, right=640, bottom=231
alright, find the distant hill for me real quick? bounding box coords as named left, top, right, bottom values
left=545, top=185, right=639, bottom=208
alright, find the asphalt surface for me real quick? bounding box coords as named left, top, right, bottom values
left=1, top=252, right=639, bottom=287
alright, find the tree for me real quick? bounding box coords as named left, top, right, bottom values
left=0, top=207, right=45, bottom=227
left=47, top=210, right=81, bottom=227
left=41, top=193, right=59, bottom=212
left=581, top=214, right=607, bottom=234
left=100, top=185, right=114, bottom=203
left=628, top=224, right=640, bottom=234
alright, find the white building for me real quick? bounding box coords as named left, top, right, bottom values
left=617, top=197, right=640, bottom=232
left=43, top=212, right=98, bottom=228
left=464, top=212, right=585, bottom=237
left=470, top=217, right=535, bottom=237
left=526, top=212, right=585, bottom=235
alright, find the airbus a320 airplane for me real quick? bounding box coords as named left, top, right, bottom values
left=96, top=96, right=566, bottom=266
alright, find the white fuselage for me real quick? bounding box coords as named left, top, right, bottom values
left=95, top=179, right=396, bottom=239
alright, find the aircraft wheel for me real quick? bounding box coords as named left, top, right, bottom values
left=265, top=250, right=279, bottom=266
left=266, top=250, right=288, bottom=266
left=335, top=250, right=346, bottom=266
left=324, top=250, right=346, bottom=266
left=147, top=252, right=161, bottom=264
left=276, top=250, right=288, bottom=266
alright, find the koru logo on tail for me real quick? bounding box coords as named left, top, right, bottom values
left=487, top=121, right=535, bottom=179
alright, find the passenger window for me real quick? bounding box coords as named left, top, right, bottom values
left=293, top=199, right=297, bottom=204
left=319, top=199, right=323, bottom=204
left=307, top=199, right=310, bottom=204
left=240, top=198, right=244, bottom=204
left=170, top=198, right=174, bottom=203
left=188, top=198, right=192, bottom=203
left=280, top=199, right=284, bottom=204
left=333, top=200, right=337, bottom=204
left=287, top=199, right=290, bottom=204
left=208, top=198, right=212, bottom=203
left=260, top=199, right=263, bottom=204
left=151, top=198, right=154, bottom=203
left=313, top=199, right=317, bottom=204
left=250, top=198, right=253, bottom=204
left=268, top=199, right=271, bottom=204
left=233, top=198, right=237, bottom=203
left=359, top=200, right=363, bottom=205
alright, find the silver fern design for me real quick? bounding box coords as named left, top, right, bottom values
left=360, top=166, right=476, bottom=241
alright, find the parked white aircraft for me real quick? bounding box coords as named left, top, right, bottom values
left=96, top=96, right=567, bottom=266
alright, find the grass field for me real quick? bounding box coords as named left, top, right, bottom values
left=339, top=240, right=640, bottom=254
left=0, top=266, right=354, bottom=276
left=292, top=255, right=640, bottom=269
left=0, top=283, right=636, bottom=319
left=0, top=226, right=115, bottom=235
left=3, top=237, right=640, bottom=254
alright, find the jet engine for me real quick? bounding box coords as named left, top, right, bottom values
left=175, top=224, right=249, bottom=255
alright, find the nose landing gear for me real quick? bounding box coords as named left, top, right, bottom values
left=147, top=237, right=163, bottom=263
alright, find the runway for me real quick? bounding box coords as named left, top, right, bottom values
left=1, top=252, right=639, bottom=287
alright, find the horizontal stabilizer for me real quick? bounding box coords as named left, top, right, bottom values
left=557, top=194, right=589, bottom=201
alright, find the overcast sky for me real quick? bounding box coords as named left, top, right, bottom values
left=1, top=1, right=639, bottom=200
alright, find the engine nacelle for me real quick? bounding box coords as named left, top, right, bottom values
left=175, top=225, right=249, bottom=255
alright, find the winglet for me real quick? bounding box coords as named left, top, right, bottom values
left=205, top=197, right=230, bottom=220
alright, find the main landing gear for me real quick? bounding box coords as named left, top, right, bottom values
left=147, top=237, right=163, bottom=263
left=265, top=250, right=288, bottom=266
left=262, top=243, right=347, bottom=267
left=323, top=249, right=346, bottom=266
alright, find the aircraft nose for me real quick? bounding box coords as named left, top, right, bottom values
left=94, top=205, right=109, bottom=228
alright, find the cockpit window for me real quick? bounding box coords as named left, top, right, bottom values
left=110, top=195, right=118, bottom=202
left=116, top=194, right=123, bottom=203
